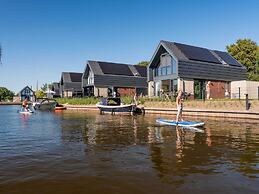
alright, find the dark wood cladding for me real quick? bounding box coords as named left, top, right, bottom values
left=94, top=75, right=147, bottom=88
left=178, top=61, right=247, bottom=81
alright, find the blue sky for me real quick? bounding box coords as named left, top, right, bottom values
left=0, top=0, right=259, bottom=93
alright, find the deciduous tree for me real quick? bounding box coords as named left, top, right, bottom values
left=227, top=39, right=258, bottom=80
left=0, top=87, right=15, bottom=101
left=136, top=61, right=149, bottom=67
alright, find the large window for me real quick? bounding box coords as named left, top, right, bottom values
left=87, top=71, right=94, bottom=85
left=171, top=79, right=178, bottom=93
left=154, top=56, right=177, bottom=77
left=161, top=67, right=167, bottom=75
left=172, top=58, right=177, bottom=74
left=166, top=66, right=171, bottom=74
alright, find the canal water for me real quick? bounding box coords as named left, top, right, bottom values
left=0, top=105, right=258, bottom=194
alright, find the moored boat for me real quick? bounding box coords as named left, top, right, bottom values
left=96, top=97, right=136, bottom=114
left=33, top=98, right=57, bottom=111
left=54, top=105, right=67, bottom=111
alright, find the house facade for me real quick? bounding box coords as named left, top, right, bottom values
left=147, top=40, right=247, bottom=99
left=19, top=86, right=36, bottom=101
left=51, top=82, right=61, bottom=98
left=82, top=60, right=147, bottom=97
left=60, top=72, right=83, bottom=97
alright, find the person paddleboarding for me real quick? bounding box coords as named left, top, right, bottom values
left=22, top=97, right=30, bottom=112
left=176, top=90, right=184, bottom=123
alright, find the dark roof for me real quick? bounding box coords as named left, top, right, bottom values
left=61, top=72, right=82, bottom=83
left=134, top=65, right=147, bottom=77
left=174, top=42, right=221, bottom=64
left=213, top=50, right=242, bottom=67
left=86, top=61, right=147, bottom=77
left=60, top=72, right=82, bottom=91
left=98, top=61, right=133, bottom=76
left=70, top=72, right=82, bottom=82
left=160, top=40, right=244, bottom=67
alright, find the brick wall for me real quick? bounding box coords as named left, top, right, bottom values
left=117, top=87, right=136, bottom=97
left=208, top=81, right=228, bottom=99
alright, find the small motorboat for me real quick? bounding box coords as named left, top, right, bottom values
left=54, top=104, right=67, bottom=111
left=96, top=97, right=136, bottom=115
left=33, top=98, right=57, bottom=111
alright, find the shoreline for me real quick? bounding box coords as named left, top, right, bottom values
left=64, top=105, right=259, bottom=120
left=1, top=103, right=258, bottom=119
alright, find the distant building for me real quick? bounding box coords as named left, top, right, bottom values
left=147, top=40, right=247, bottom=99
left=60, top=72, right=83, bottom=97
left=51, top=82, right=61, bottom=98
left=19, top=86, right=36, bottom=101
left=82, top=60, right=147, bottom=97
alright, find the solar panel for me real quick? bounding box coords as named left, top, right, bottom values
left=214, top=50, right=242, bottom=67
left=70, top=73, right=83, bottom=82
left=134, top=66, right=147, bottom=77
left=174, top=43, right=221, bottom=64
left=98, top=62, right=133, bottom=76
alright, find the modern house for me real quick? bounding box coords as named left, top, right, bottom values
left=60, top=72, right=83, bottom=97
left=19, top=86, right=36, bottom=101
left=82, top=60, right=147, bottom=97
left=147, top=40, right=247, bottom=99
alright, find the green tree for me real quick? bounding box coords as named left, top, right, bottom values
left=0, top=87, right=15, bottom=101
left=251, top=47, right=259, bottom=81
left=256, top=46, right=259, bottom=72
left=227, top=39, right=258, bottom=80
left=136, top=61, right=149, bottom=67
left=36, top=90, right=45, bottom=98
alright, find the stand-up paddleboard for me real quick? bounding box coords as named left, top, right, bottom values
left=156, top=118, right=205, bottom=127
left=18, top=108, right=34, bottom=114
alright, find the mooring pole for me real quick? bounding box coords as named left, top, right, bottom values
left=245, top=94, right=250, bottom=110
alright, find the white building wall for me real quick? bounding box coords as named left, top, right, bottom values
left=231, top=80, right=259, bottom=99
left=148, top=81, right=154, bottom=97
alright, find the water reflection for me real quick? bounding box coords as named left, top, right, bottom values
left=148, top=124, right=219, bottom=187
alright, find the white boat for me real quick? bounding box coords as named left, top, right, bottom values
left=96, top=97, right=136, bottom=114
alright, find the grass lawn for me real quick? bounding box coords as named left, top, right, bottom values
left=56, top=97, right=259, bottom=111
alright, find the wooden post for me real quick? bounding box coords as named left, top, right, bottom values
left=238, top=87, right=241, bottom=100
left=245, top=94, right=250, bottom=110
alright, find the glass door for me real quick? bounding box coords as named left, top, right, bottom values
left=194, top=80, right=205, bottom=99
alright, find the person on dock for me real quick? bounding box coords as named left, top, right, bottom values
left=206, top=81, right=212, bottom=100
left=176, top=90, right=184, bottom=123
left=133, top=93, right=138, bottom=105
